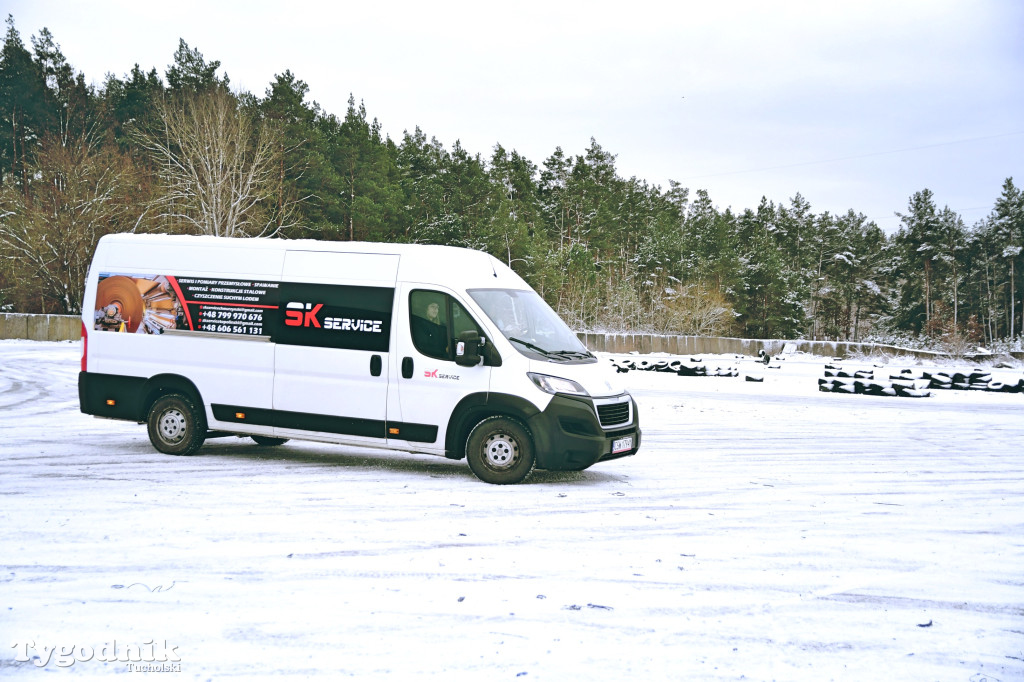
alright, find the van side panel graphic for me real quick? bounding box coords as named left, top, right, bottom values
left=94, top=273, right=279, bottom=336
left=93, top=275, right=393, bottom=352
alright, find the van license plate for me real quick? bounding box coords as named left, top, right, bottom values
left=612, top=436, right=633, bottom=454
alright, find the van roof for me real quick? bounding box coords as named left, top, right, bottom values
left=97, top=233, right=530, bottom=291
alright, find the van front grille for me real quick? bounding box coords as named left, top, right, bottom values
left=596, top=401, right=630, bottom=428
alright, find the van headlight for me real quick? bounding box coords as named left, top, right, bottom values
left=528, top=372, right=589, bottom=397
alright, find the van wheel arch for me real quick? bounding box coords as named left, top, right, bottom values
left=140, top=374, right=205, bottom=423
left=445, top=392, right=540, bottom=461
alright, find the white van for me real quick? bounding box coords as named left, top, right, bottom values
left=78, top=234, right=640, bottom=484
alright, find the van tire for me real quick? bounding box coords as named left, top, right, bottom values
left=147, top=393, right=206, bottom=456
left=465, top=416, right=535, bottom=484
left=251, top=436, right=289, bottom=447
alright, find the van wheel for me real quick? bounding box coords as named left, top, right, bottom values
left=465, top=416, right=536, bottom=484
left=251, top=436, right=289, bottom=447
left=147, top=393, right=206, bottom=456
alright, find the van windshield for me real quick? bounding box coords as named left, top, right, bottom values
left=468, top=289, right=594, bottom=362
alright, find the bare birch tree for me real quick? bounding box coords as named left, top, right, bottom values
left=134, top=87, right=301, bottom=237
left=0, top=132, right=141, bottom=313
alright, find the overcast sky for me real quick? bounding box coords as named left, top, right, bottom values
left=7, top=0, right=1024, bottom=232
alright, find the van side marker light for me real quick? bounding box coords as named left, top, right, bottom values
left=389, top=427, right=400, bottom=435
left=106, top=399, right=116, bottom=406
left=235, top=412, right=246, bottom=419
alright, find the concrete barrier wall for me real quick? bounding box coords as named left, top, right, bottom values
left=575, top=332, right=1024, bottom=361
left=1, top=314, right=80, bottom=342
left=3, top=313, right=1022, bottom=361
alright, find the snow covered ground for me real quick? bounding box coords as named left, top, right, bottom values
left=1, top=340, right=1022, bottom=680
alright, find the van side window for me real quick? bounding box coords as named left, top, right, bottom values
left=410, top=290, right=483, bottom=361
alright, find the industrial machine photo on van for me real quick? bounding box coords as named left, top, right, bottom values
left=78, top=234, right=641, bottom=484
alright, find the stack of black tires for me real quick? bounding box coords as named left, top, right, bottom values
left=916, top=368, right=1024, bottom=393
left=819, top=364, right=1024, bottom=397
left=609, top=357, right=739, bottom=377
left=819, top=365, right=931, bottom=397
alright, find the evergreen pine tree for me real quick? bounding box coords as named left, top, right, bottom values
left=0, top=16, right=50, bottom=189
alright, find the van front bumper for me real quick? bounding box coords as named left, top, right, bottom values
left=527, top=394, right=641, bottom=472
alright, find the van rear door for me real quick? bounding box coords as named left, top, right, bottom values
left=272, top=251, right=399, bottom=445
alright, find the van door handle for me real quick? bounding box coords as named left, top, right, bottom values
left=402, top=357, right=413, bottom=379
left=370, top=355, right=382, bottom=377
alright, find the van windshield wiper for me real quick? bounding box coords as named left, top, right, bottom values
left=509, top=338, right=592, bottom=360
left=508, top=337, right=565, bottom=359
left=552, top=349, right=594, bottom=359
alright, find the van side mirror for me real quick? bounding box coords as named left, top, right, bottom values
left=455, top=330, right=483, bottom=367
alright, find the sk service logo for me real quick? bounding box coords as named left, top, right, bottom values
left=285, top=302, right=383, bottom=333
left=424, top=369, right=460, bottom=381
